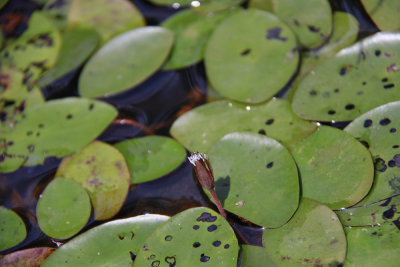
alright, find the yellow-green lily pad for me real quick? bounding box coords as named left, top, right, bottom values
left=361, top=0, right=400, bottom=31
left=0, top=206, right=27, bottom=251
left=240, top=245, right=276, bottom=267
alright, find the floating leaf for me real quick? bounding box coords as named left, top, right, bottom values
left=56, top=141, right=130, bottom=220
left=345, top=101, right=400, bottom=205
left=361, top=0, right=400, bottom=31
left=36, top=178, right=91, bottom=239
left=114, top=136, right=186, bottom=184
left=240, top=245, right=276, bottom=267
left=0, top=247, right=55, bottom=266
left=0, top=206, right=27, bottom=251
left=162, top=8, right=234, bottom=70
left=42, top=0, right=73, bottom=29
left=204, top=9, right=299, bottom=103
left=68, top=0, right=145, bottom=44
left=290, top=126, right=374, bottom=209
left=133, top=207, right=239, bottom=267
left=292, top=32, right=400, bottom=122
left=79, top=27, right=174, bottom=98
left=344, top=222, right=400, bottom=267
left=38, top=28, right=99, bottom=87
left=336, top=195, right=400, bottom=227
left=42, top=215, right=169, bottom=267
left=147, top=0, right=243, bottom=14
left=207, top=132, right=299, bottom=228
left=263, top=198, right=347, bottom=266
left=0, top=98, right=117, bottom=173
left=170, top=98, right=317, bottom=152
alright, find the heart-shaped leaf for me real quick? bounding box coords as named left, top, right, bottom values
left=0, top=206, right=27, bottom=251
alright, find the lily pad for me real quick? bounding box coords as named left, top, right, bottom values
left=67, top=0, right=145, bottom=44
left=345, top=101, right=400, bottom=205
left=263, top=198, right=347, bottom=266
left=240, top=245, right=276, bottom=267
left=36, top=178, right=91, bottom=239
left=0, top=247, right=55, bottom=266
left=79, top=27, right=174, bottom=98
left=0, top=206, right=27, bottom=251
left=204, top=9, right=299, bottom=103
left=361, top=0, right=400, bottom=31
left=207, top=132, right=299, bottom=228
left=147, top=0, right=243, bottom=14
left=290, top=125, right=374, bottom=209
left=42, top=215, right=169, bottom=267
left=344, top=221, right=400, bottom=267
left=56, top=141, right=130, bottom=220
left=161, top=8, right=234, bottom=70
left=292, top=32, right=400, bottom=122
left=133, top=207, right=239, bottom=267
left=170, top=98, right=317, bottom=152
left=114, top=136, right=186, bottom=184
left=42, top=0, right=73, bottom=30
left=336, top=195, right=400, bottom=226
left=38, top=28, right=99, bottom=87
left=0, top=97, right=117, bottom=173
left=0, top=12, right=61, bottom=83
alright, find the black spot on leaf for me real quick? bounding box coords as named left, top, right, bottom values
left=379, top=198, right=392, bottom=207
left=307, top=25, right=320, bottom=32
left=196, top=212, right=217, bottom=222
left=334, top=88, right=340, bottom=93
left=390, top=128, right=397, bottom=133
left=382, top=205, right=396, bottom=219
left=388, top=160, right=395, bottom=167
left=379, top=118, right=391, bottom=126
left=66, top=114, right=73, bottom=119
left=382, top=78, right=388, bottom=82
left=224, top=244, right=230, bottom=249
left=258, top=129, right=266, bottom=135
left=375, top=50, right=381, bottom=56
left=383, top=83, right=395, bottom=89
left=152, top=260, right=160, bottom=267
left=165, top=256, right=176, bottom=266
left=129, top=251, right=136, bottom=261
left=363, top=119, right=373, bottom=128
left=309, top=90, right=317, bottom=96
left=359, top=140, right=370, bottom=149
left=213, top=241, right=221, bottom=247
left=328, top=110, right=336, bottom=115
left=193, top=225, right=199, bottom=230
left=208, top=224, right=217, bottom=232
left=240, top=49, right=251, bottom=56
left=339, top=67, right=346, bottom=76
left=200, top=254, right=210, bottom=262
left=375, top=158, right=387, bottom=172
left=27, top=144, right=35, bottom=153
left=266, top=162, right=274, bottom=168
left=345, top=104, right=355, bottom=110
left=193, top=242, right=201, bottom=248
left=165, top=235, right=172, bottom=241
left=265, top=118, right=274, bottom=125
left=266, top=27, right=287, bottom=42
left=393, top=145, right=399, bottom=149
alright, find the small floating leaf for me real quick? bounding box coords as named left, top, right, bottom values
left=345, top=101, right=400, bottom=205
left=114, top=136, right=186, bottom=184
left=361, top=0, right=400, bottom=31
left=204, top=9, right=299, bottom=103
left=207, top=132, right=299, bottom=228
left=291, top=126, right=374, bottom=209
left=170, top=98, right=317, bottom=152
left=42, top=215, right=169, bottom=267
left=36, top=178, right=91, bottom=239
left=0, top=247, right=55, bottom=266
left=133, top=207, right=239, bottom=267
left=344, top=222, right=400, bottom=267
left=56, top=141, right=130, bottom=220
left=292, top=32, right=400, bottom=122
left=0, top=206, right=27, bottom=251
left=79, top=27, right=174, bottom=98
left=240, top=245, right=276, bottom=267
left=263, top=198, right=347, bottom=266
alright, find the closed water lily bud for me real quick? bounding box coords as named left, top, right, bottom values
left=188, top=152, right=214, bottom=190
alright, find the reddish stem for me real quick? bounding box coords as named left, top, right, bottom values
left=209, top=188, right=227, bottom=218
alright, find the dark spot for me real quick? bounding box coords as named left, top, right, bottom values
left=390, top=128, right=397, bottom=133
left=26, top=131, right=33, bottom=136
left=357, top=91, right=364, bottom=95
left=379, top=118, right=391, bottom=126
left=131, top=232, right=135, bottom=239
left=165, top=235, right=172, bottom=241
left=151, top=260, right=160, bottom=267
left=372, top=231, right=377, bottom=235
left=359, top=140, right=370, bottom=149
left=7, top=141, right=14, bottom=146
left=224, top=244, right=230, bottom=249
left=36, top=132, right=40, bottom=137
left=393, top=145, right=399, bottom=149
left=200, top=254, right=210, bottom=262
left=328, top=110, right=336, bottom=115
left=240, top=49, right=251, bottom=56
left=149, top=255, right=156, bottom=260
left=66, top=114, right=73, bottom=119
left=165, top=256, right=176, bottom=266
left=265, top=118, right=274, bottom=125
left=208, top=224, right=217, bottom=232
left=345, top=104, right=355, bottom=110
left=129, top=251, right=136, bottom=261
left=362, top=81, right=367, bottom=85
left=258, top=129, right=266, bottom=135
left=118, top=234, right=125, bottom=240
left=382, top=78, right=388, bottom=82
left=375, top=50, right=381, bottom=56
left=393, top=218, right=400, bottom=230
left=193, top=225, right=199, bottom=230
left=382, top=205, right=397, bottom=219
left=266, top=27, right=287, bottom=42
left=38, top=124, right=44, bottom=128
left=27, top=144, right=35, bottom=153
left=388, top=177, right=400, bottom=192
left=193, top=242, right=201, bottom=248
left=363, top=119, right=373, bottom=128
left=213, top=240, right=221, bottom=247
left=307, top=25, right=320, bottom=32
left=339, top=67, right=346, bottom=76
left=266, top=162, right=274, bottom=168
left=196, top=212, right=217, bottom=222
left=360, top=51, right=366, bottom=60
left=379, top=197, right=392, bottom=207
left=309, top=90, right=317, bottom=96
left=383, top=83, right=395, bottom=89
left=89, top=103, right=94, bottom=110
left=375, top=158, right=387, bottom=172
left=293, top=19, right=300, bottom=26
left=393, top=154, right=400, bottom=167
left=334, top=88, right=340, bottom=93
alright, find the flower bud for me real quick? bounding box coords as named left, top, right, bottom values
left=188, top=152, right=214, bottom=190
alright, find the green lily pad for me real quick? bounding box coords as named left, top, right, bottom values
left=41, top=215, right=169, bottom=267
left=161, top=8, right=234, bottom=70
left=38, top=28, right=99, bottom=87
left=345, top=101, right=400, bottom=205
left=344, top=222, right=400, bottom=267
left=361, top=0, right=400, bottom=31
left=42, top=0, right=72, bottom=30
left=114, top=136, right=186, bottom=184
left=0, top=247, right=55, bottom=266
left=204, top=9, right=299, bottom=103
left=207, top=132, right=299, bottom=228
left=292, top=32, right=400, bottom=122
left=147, top=0, right=243, bottom=14
left=240, top=245, right=276, bottom=267
left=79, top=27, right=174, bottom=98
left=263, top=198, right=347, bottom=266
left=0, top=12, right=61, bottom=83
left=170, top=98, right=317, bottom=152
left=133, top=207, right=239, bottom=267
left=36, top=178, right=91, bottom=239
left=290, top=126, right=374, bottom=209
left=0, top=206, right=27, bottom=251
left=68, top=0, right=145, bottom=44
left=336, top=195, right=400, bottom=227
left=56, top=141, right=130, bottom=220
left=0, top=97, right=117, bottom=173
